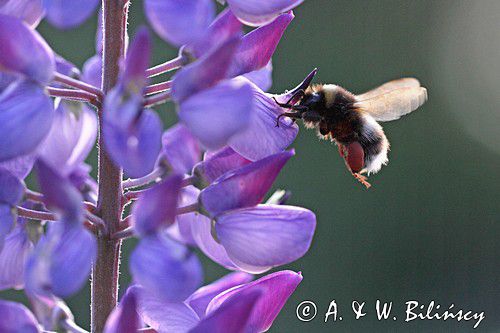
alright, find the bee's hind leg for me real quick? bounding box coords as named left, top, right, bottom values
left=352, top=172, right=371, bottom=189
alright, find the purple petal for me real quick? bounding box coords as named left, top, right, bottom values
left=207, top=270, right=302, bottom=332
left=179, top=79, right=253, bottom=150
left=190, top=288, right=261, bottom=333
left=193, top=147, right=251, bottom=185
left=229, top=79, right=298, bottom=161
left=37, top=100, right=97, bottom=176
left=133, top=286, right=199, bottom=333
left=35, top=159, right=83, bottom=223
left=0, top=72, right=16, bottom=92
left=0, top=155, right=35, bottom=179
left=0, top=81, right=54, bottom=162
left=0, top=224, right=33, bottom=290
left=227, top=0, right=303, bottom=26
left=0, top=205, right=16, bottom=250
left=104, top=289, right=139, bottom=333
left=0, top=14, right=54, bottom=84
left=122, top=27, right=151, bottom=91
left=130, top=236, right=203, bottom=303
left=26, top=223, right=96, bottom=298
left=186, top=272, right=253, bottom=317
left=185, top=9, right=242, bottom=58
left=145, top=0, right=215, bottom=46
left=274, top=68, right=317, bottom=105
left=103, top=107, right=163, bottom=178
left=43, top=0, right=99, bottom=29
left=132, top=174, right=183, bottom=236
left=215, top=205, right=316, bottom=272
left=55, top=54, right=79, bottom=78
left=172, top=36, right=241, bottom=103
left=0, top=168, right=25, bottom=205
left=0, top=0, right=45, bottom=27
left=243, top=61, right=272, bottom=91
left=82, top=54, right=102, bottom=88
left=190, top=212, right=238, bottom=270
left=200, top=150, right=293, bottom=216
left=167, top=186, right=200, bottom=246
left=227, top=12, right=293, bottom=77
left=0, top=300, right=40, bottom=332
left=162, top=124, right=201, bottom=174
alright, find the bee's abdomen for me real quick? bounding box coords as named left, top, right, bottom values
left=358, top=115, right=389, bottom=175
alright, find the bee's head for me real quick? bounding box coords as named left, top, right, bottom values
left=298, top=91, right=322, bottom=109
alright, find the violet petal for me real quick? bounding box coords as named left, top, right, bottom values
left=81, top=54, right=102, bottom=88
left=0, top=224, right=33, bottom=290
left=228, top=12, right=293, bottom=77
left=206, top=270, right=302, bottom=332
left=130, top=236, right=203, bottom=303
left=229, top=79, right=298, bottom=161
left=186, top=272, right=253, bottom=317
left=133, top=286, right=199, bottom=333
left=178, top=79, right=253, bottom=150
left=0, top=0, right=45, bottom=27
left=162, top=124, right=201, bottom=174
left=0, top=168, right=25, bottom=205
left=0, top=81, right=53, bottom=162
left=43, top=0, right=99, bottom=29
left=215, top=205, right=316, bottom=272
left=172, top=36, right=241, bottom=103
left=37, top=100, right=97, bottom=176
left=144, top=0, right=215, bottom=46
left=0, top=14, right=54, bottom=84
left=193, top=147, right=251, bottom=185
left=190, top=288, right=261, bottom=333
left=200, top=150, right=293, bottom=216
left=35, top=159, right=83, bottom=224
left=167, top=186, right=200, bottom=246
left=132, top=174, right=183, bottom=236
left=0, top=155, right=36, bottom=180
left=227, top=0, right=303, bottom=26
left=185, top=8, right=242, bottom=58
left=25, top=223, right=96, bottom=298
left=243, top=61, right=273, bottom=92
left=0, top=300, right=40, bottom=332
left=104, top=288, right=139, bottom=333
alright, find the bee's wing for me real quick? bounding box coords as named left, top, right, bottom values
left=353, top=87, right=428, bottom=122
left=357, top=78, right=421, bottom=100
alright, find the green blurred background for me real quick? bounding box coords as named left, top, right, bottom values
left=3, top=0, right=500, bottom=331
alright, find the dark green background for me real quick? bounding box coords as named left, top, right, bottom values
left=3, top=0, right=500, bottom=332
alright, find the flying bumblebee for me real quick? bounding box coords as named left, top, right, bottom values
left=274, top=77, right=428, bottom=188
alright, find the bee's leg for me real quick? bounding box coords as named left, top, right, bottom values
left=352, top=172, right=371, bottom=189
left=276, top=112, right=301, bottom=127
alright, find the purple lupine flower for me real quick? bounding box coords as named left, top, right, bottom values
left=0, top=167, right=25, bottom=249
left=167, top=186, right=200, bottom=246
left=135, top=270, right=302, bottom=332
left=244, top=61, right=273, bottom=91
left=0, top=154, right=36, bottom=180
left=200, top=150, right=294, bottom=216
left=103, top=28, right=162, bottom=178
left=145, top=0, right=216, bottom=47
left=229, top=69, right=317, bottom=160
left=226, top=0, right=303, bottom=26
left=0, top=219, right=33, bottom=290
left=161, top=124, right=201, bottom=175
left=0, top=300, right=40, bottom=332
left=0, top=0, right=45, bottom=27
left=132, top=174, right=183, bottom=236
left=43, top=0, right=100, bottom=29
left=0, top=81, right=54, bottom=162
left=25, top=160, right=95, bottom=298
left=130, top=235, right=203, bottom=303
left=103, top=289, right=139, bottom=333
left=0, top=14, right=54, bottom=84
left=37, top=100, right=97, bottom=176
left=193, top=147, right=252, bottom=185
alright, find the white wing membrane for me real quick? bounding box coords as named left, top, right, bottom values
left=357, top=78, right=421, bottom=100
left=354, top=86, right=428, bottom=122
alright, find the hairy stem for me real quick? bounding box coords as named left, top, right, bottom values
left=146, top=56, right=185, bottom=77
left=145, top=80, right=172, bottom=95
left=53, top=72, right=104, bottom=99
left=91, top=1, right=128, bottom=332
left=46, top=87, right=101, bottom=108
left=144, top=90, right=171, bottom=107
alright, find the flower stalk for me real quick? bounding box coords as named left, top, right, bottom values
left=91, top=0, right=128, bottom=332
